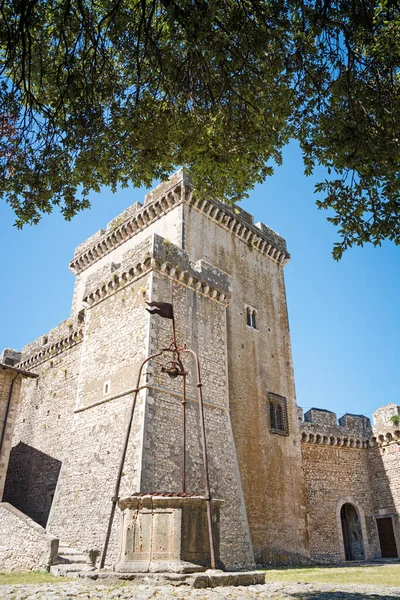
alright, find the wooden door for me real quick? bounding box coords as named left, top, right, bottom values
left=377, top=518, right=398, bottom=558
left=341, top=503, right=365, bottom=561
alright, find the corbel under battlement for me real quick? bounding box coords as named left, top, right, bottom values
left=82, top=233, right=232, bottom=309
left=186, top=195, right=288, bottom=264
left=16, top=234, right=231, bottom=371
left=69, top=169, right=289, bottom=276
left=299, top=407, right=372, bottom=449
left=370, top=403, right=400, bottom=447
left=369, top=430, right=400, bottom=447
left=17, top=316, right=85, bottom=371
left=69, top=174, right=186, bottom=274
left=298, top=405, right=400, bottom=449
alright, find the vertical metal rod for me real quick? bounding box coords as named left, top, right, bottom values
left=181, top=373, right=186, bottom=493
left=100, top=351, right=163, bottom=569
left=172, top=316, right=177, bottom=350
left=170, top=285, right=187, bottom=494
left=170, top=286, right=177, bottom=349
left=183, top=348, right=216, bottom=569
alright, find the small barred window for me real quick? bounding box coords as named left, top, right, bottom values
left=270, top=402, right=283, bottom=430
left=268, top=393, right=289, bottom=435
left=245, top=305, right=257, bottom=329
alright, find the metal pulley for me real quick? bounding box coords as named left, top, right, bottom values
left=161, top=361, right=183, bottom=378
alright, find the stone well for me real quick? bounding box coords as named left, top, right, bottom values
left=115, top=494, right=223, bottom=573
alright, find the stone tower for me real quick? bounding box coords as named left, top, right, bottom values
left=3, top=170, right=308, bottom=568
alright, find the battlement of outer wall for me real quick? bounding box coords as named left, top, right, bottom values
left=69, top=169, right=289, bottom=276
left=0, top=349, right=22, bottom=367
left=373, top=403, right=400, bottom=431
left=299, top=407, right=372, bottom=448
left=299, top=404, right=400, bottom=449
left=17, top=312, right=85, bottom=370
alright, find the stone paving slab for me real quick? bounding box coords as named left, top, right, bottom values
left=1, top=581, right=400, bottom=600
left=75, top=569, right=266, bottom=588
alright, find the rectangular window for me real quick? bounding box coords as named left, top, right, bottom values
left=268, top=392, right=289, bottom=435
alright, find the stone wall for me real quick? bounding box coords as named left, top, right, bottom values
left=141, top=263, right=254, bottom=569
left=0, top=502, right=58, bottom=572
left=300, top=405, right=400, bottom=562
left=3, top=330, right=82, bottom=527
left=70, top=191, right=185, bottom=315
left=183, top=202, right=307, bottom=565
left=0, top=349, right=22, bottom=367
left=369, top=404, right=400, bottom=557
left=46, top=270, right=151, bottom=564
left=0, top=368, right=22, bottom=500
left=3, top=171, right=306, bottom=568
left=301, top=408, right=377, bottom=562
left=47, top=392, right=148, bottom=565
left=0, top=361, right=38, bottom=503
left=47, top=232, right=255, bottom=569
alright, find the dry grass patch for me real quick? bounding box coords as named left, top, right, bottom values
left=0, top=571, right=68, bottom=585
left=264, top=563, right=400, bottom=587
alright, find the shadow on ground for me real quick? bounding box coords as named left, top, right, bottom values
left=291, top=593, right=400, bottom=600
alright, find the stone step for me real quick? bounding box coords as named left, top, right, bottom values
left=58, top=552, right=88, bottom=560
left=58, top=547, right=86, bottom=556
left=52, top=542, right=91, bottom=570
left=50, top=564, right=95, bottom=577
left=58, top=556, right=88, bottom=564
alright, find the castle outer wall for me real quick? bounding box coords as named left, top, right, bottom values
left=300, top=405, right=400, bottom=563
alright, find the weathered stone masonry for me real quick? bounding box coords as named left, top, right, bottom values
left=1, top=169, right=399, bottom=571
left=300, top=404, right=400, bottom=563
left=0, top=350, right=38, bottom=502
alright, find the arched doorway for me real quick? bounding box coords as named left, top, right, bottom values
left=341, top=503, right=365, bottom=561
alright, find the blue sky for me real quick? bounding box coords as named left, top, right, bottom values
left=1, top=141, right=398, bottom=424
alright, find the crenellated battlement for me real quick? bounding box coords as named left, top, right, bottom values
left=370, top=403, right=400, bottom=447
left=372, top=403, right=400, bottom=432
left=81, top=233, right=232, bottom=310
left=17, top=314, right=85, bottom=370
left=299, top=407, right=372, bottom=448
left=69, top=178, right=184, bottom=274
left=0, top=349, right=22, bottom=367
left=299, top=405, right=400, bottom=449
left=69, top=169, right=289, bottom=276
left=17, top=233, right=233, bottom=373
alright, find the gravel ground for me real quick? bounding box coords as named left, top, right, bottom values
left=1, top=582, right=400, bottom=600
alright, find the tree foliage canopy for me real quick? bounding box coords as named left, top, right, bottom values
left=1, top=0, right=400, bottom=257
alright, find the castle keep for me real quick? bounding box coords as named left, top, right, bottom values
left=0, top=170, right=399, bottom=572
